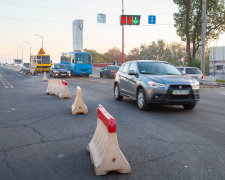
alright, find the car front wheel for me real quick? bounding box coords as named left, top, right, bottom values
left=137, top=89, right=148, bottom=111
left=114, top=84, right=123, bottom=101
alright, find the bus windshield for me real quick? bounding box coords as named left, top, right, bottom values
left=75, top=54, right=91, bottom=64
left=37, top=56, right=50, bottom=64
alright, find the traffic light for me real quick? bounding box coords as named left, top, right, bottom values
left=120, top=15, right=141, bottom=25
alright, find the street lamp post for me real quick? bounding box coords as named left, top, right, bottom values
left=122, top=0, right=125, bottom=64
left=25, top=41, right=31, bottom=64
left=201, top=0, right=206, bottom=75
left=35, top=33, right=44, bottom=74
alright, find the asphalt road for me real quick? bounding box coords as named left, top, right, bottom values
left=0, top=66, right=225, bottom=180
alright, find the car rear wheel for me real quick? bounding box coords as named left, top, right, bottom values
left=137, top=89, right=148, bottom=111
left=183, top=103, right=196, bottom=110
left=114, top=84, right=123, bottom=101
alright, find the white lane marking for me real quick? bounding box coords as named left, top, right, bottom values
left=0, top=74, right=14, bottom=88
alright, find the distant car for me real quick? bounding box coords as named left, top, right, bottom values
left=177, top=67, right=204, bottom=84
left=100, top=65, right=120, bottom=78
left=114, top=60, right=200, bottom=110
left=49, top=64, right=71, bottom=78
left=23, top=63, right=30, bottom=68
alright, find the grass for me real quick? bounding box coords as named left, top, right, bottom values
left=216, top=79, right=225, bottom=83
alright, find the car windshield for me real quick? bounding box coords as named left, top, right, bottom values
left=138, top=62, right=181, bottom=75
left=109, top=66, right=120, bottom=70
left=55, top=65, right=67, bottom=69
left=185, top=68, right=201, bottom=74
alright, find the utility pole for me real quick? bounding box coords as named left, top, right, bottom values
left=201, top=0, right=206, bottom=74
left=35, top=33, right=44, bottom=74
left=122, top=0, right=124, bottom=64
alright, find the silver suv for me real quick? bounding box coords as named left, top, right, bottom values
left=114, top=60, right=200, bottom=110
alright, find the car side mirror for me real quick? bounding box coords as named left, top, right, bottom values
left=128, top=70, right=136, bottom=75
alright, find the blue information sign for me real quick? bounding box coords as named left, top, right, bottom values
left=148, top=15, right=156, bottom=24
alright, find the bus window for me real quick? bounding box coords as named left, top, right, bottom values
left=75, top=54, right=91, bottom=64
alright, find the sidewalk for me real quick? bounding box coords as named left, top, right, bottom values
left=203, top=81, right=225, bottom=87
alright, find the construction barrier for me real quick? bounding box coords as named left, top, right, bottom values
left=42, top=72, right=48, bottom=81
left=46, top=79, right=55, bottom=95
left=58, top=80, right=72, bottom=99
left=87, top=105, right=131, bottom=175
left=71, top=86, right=88, bottom=114
left=53, top=80, right=61, bottom=96
left=46, top=79, right=72, bottom=99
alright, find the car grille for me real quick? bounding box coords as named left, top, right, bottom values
left=167, top=85, right=194, bottom=99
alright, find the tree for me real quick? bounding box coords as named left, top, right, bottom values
left=173, top=0, right=225, bottom=65
left=84, top=49, right=108, bottom=63
left=127, top=48, right=141, bottom=61
left=127, top=40, right=185, bottom=65
left=104, top=48, right=122, bottom=63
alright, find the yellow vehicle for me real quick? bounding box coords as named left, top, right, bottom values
left=30, top=49, right=51, bottom=72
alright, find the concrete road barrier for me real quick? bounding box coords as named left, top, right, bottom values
left=42, top=72, right=48, bottom=81
left=46, top=79, right=55, bottom=95
left=71, top=86, right=88, bottom=114
left=46, top=79, right=72, bottom=99
left=58, top=80, right=72, bottom=99
left=54, top=80, right=62, bottom=96
left=87, top=105, right=131, bottom=175
left=46, top=79, right=60, bottom=95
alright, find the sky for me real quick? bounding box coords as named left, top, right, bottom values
left=0, top=0, right=225, bottom=63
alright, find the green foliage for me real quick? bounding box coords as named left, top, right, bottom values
left=173, top=0, right=225, bottom=62
left=184, top=57, right=201, bottom=68
left=127, top=40, right=186, bottom=66
left=84, top=49, right=111, bottom=63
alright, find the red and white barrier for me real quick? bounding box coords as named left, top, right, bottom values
left=87, top=105, right=131, bottom=175
left=46, top=79, right=72, bottom=99
left=58, top=80, right=72, bottom=99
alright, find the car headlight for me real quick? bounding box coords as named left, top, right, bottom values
left=67, top=71, right=71, bottom=74
left=148, top=81, right=166, bottom=88
left=54, top=71, right=59, bottom=74
left=191, top=80, right=200, bottom=89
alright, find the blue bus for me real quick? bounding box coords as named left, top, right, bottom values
left=60, top=52, right=92, bottom=76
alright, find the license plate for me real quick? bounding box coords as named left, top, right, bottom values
left=61, top=74, right=66, bottom=76
left=82, top=72, right=86, bottom=73
left=172, top=90, right=189, bottom=95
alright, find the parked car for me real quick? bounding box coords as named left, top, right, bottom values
left=23, top=63, right=30, bottom=68
left=184, top=67, right=204, bottom=84
left=49, top=64, right=71, bottom=78
left=114, top=60, right=200, bottom=110
left=100, top=65, right=120, bottom=78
